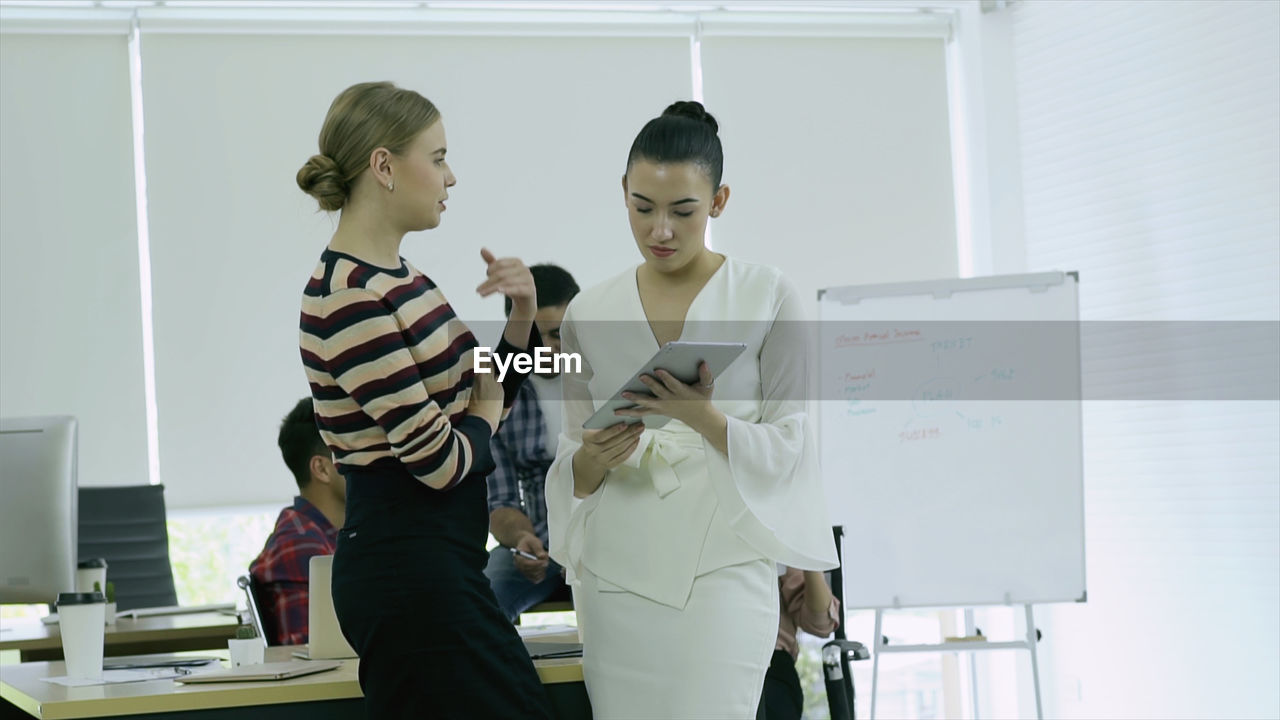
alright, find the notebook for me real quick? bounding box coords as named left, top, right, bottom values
left=117, top=602, right=237, bottom=619
left=176, top=660, right=340, bottom=684
left=291, top=555, right=358, bottom=660
left=40, top=602, right=237, bottom=625
left=524, top=641, right=583, bottom=660
left=103, top=654, right=220, bottom=671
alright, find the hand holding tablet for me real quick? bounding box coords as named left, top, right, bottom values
left=582, top=341, right=747, bottom=430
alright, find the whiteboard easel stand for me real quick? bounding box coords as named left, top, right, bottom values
left=816, top=271, right=1084, bottom=720
left=868, top=598, right=1050, bottom=720
left=963, top=608, right=981, bottom=719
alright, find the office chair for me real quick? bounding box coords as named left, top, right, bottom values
left=77, top=485, right=178, bottom=611
left=525, top=582, right=574, bottom=613
left=824, top=525, right=870, bottom=720
left=516, top=581, right=575, bottom=625
left=236, top=574, right=276, bottom=647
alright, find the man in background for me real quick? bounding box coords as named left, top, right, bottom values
left=759, top=567, right=840, bottom=720
left=485, top=263, right=579, bottom=621
left=249, top=397, right=345, bottom=645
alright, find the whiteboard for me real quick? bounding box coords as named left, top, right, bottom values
left=818, top=272, right=1085, bottom=609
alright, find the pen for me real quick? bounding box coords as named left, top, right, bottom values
left=509, top=547, right=541, bottom=561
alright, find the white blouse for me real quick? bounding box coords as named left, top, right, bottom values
left=545, top=257, right=838, bottom=610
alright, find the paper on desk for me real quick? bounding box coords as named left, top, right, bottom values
left=42, top=666, right=208, bottom=686
left=515, top=623, right=577, bottom=639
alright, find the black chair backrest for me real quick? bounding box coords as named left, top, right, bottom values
left=237, top=574, right=278, bottom=646
left=77, top=485, right=178, bottom=611
left=252, top=575, right=280, bottom=646
left=831, top=525, right=847, bottom=641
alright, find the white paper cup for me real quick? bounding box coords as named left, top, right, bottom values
left=56, top=592, right=106, bottom=680
left=228, top=637, right=265, bottom=667
left=75, top=558, right=108, bottom=595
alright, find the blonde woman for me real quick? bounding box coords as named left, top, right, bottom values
left=296, top=82, right=552, bottom=719
left=546, top=101, right=838, bottom=719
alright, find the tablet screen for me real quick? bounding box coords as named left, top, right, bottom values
left=582, top=341, right=747, bottom=430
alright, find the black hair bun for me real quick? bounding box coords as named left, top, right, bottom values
left=662, top=100, right=718, bottom=134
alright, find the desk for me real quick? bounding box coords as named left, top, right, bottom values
left=1, top=637, right=589, bottom=719
left=0, top=614, right=240, bottom=663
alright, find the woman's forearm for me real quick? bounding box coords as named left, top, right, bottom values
left=572, top=449, right=607, bottom=498
left=802, top=570, right=833, bottom=615
left=501, top=311, right=534, bottom=350
left=686, top=405, right=729, bottom=455
left=490, top=507, right=538, bottom=549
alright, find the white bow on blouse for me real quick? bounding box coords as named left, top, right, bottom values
left=619, top=426, right=704, bottom=499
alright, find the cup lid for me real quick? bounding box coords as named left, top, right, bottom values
left=77, top=558, right=108, bottom=569
left=57, top=592, right=105, bottom=606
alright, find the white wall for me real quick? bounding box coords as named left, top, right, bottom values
left=7, top=5, right=1276, bottom=717
left=1004, top=1, right=1280, bottom=718
left=702, top=35, right=959, bottom=300
left=0, top=6, right=959, bottom=511
left=138, top=32, right=690, bottom=509
left=0, top=33, right=151, bottom=489
left=945, top=0, right=1029, bottom=278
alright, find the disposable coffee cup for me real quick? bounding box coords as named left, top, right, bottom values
left=56, top=592, right=106, bottom=680
left=75, top=558, right=108, bottom=594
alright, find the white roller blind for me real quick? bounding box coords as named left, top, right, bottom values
left=0, top=33, right=149, bottom=489
left=139, top=32, right=689, bottom=509
left=1009, top=1, right=1280, bottom=719
left=700, top=36, right=958, bottom=303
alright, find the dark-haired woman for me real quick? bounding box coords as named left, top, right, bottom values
left=296, top=81, right=552, bottom=718
left=546, top=101, right=838, bottom=718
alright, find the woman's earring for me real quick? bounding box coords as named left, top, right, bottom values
left=387, top=181, right=394, bottom=192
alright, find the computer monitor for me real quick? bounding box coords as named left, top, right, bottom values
left=0, top=415, right=78, bottom=605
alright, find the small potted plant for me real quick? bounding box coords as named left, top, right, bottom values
left=228, top=624, right=265, bottom=667
left=93, top=581, right=117, bottom=625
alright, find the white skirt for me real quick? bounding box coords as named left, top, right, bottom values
left=577, top=559, right=778, bottom=720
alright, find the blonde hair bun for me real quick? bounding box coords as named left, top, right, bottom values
left=296, top=153, right=348, bottom=212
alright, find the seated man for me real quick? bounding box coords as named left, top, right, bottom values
left=249, top=397, right=345, bottom=645
left=485, top=263, right=579, bottom=622
left=760, top=567, right=840, bottom=720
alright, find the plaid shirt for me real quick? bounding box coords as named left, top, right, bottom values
left=487, top=380, right=553, bottom=547
left=248, top=496, right=338, bottom=646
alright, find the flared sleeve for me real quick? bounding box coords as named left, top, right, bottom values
left=703, top=275, right=839, bottom=571
left=545, top=301, right=596, bottom=584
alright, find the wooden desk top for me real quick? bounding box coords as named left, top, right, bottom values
left=0, top=612, right=240, bottom=655
left=1, top=634, right=584, bottom=719
left=529, top=634, right=585, bottom=685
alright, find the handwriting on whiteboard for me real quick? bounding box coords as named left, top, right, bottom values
left=834, top=328, right=923, bottom=348
left=899, top=427, right=942, bottom=442
left=830, top=328, right=1024, bottom=435
left=841, top=368, right=878, bottom=416
left=929, top=336, right=973, bottom=352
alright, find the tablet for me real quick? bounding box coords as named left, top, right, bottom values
left=582, top=341, right=747, bottom=430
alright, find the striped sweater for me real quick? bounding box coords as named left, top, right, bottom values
left=299, top=249, right=534, bottom=491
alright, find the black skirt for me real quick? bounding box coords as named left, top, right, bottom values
left=332, top=463, right=554, bottom=720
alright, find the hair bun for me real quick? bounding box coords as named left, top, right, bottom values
left=662, top=100, right=718, bottom=134
left=296, top=153, right=349, bottom=212
left=306, top=153, right=339, bottom=175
